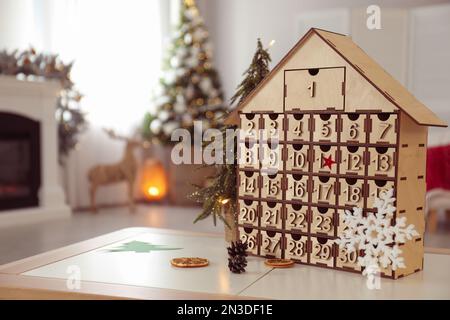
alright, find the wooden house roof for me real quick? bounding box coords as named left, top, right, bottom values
left=225, top=28, right=447, bottom=127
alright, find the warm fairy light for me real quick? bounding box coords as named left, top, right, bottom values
left=147, top=186, right=160, bottom=196
left=268, top=39, right=276, bottom=48
left=221, top=198, right=230, bottom=205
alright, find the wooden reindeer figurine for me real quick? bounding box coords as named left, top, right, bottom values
left=88, top=129, right=147, bottom=213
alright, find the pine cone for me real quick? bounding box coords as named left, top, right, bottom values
left=228, top=255, right=247, bottom=274
left=227, top=240, right=248, bottom=273
left=227, top=240, right=248, bottom=257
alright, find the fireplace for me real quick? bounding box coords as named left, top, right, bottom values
left=0, top=112, right=41, bottom=211
left=0, top=76, right=70, bottom=227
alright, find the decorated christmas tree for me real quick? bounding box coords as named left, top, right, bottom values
left=143, top=0, right=226, bottom=144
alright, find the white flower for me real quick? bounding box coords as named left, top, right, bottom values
left=185, top=55, right=198, bottom=68
left=164, top=71, right=176, bottom=84
left=162, top=121, right=179, bottom=136
left=175, top=68, right=187, bottom=78
left=174, top=102, right=186, bottom=114
left=182, top=113, right=193, bottom=126
left=193, top=29, right=206, bottom=42
left=170, top=56, right=181, bottom=68
left=184, top=33, right=192, bottom=45
left=184, top=8, right=196, bottom=20
left=176, top=94, right=186, bottom=105
left=150, top=119, right=162, bottom=134
left=202, top=119, right=210, bottom=130
left=177, top=47, right=188, bottom=59
left=190, top=45, right=201, bottom=58
left=335, top=188, right=419, bottom=275
left=199, top=78, right=212, bottom=93
left=158, top=110, right=170, bottom=122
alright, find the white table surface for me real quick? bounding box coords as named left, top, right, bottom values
left=240, top=253, right=450, bottom=299
left=23, top=232, right=270, bottom=296
left=8, top=229, right=450, bottom=299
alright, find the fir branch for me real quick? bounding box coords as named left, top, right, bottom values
left=190, top=38, right=272, bottom=227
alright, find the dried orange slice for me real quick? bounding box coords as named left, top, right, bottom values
left=170, top=257, right=209, bottom=268
left=265, top=258, right=294, bottom=268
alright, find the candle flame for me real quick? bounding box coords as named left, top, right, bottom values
left=148, top=186, right=160, bottom=196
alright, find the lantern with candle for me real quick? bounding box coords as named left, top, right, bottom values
left=140, top=159, right=168, bottom=201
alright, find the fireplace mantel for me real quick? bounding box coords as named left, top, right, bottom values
left=0, top=76, right=71, bottom=227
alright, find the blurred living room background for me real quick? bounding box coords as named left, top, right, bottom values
left=0, top=0, right=449, bottom=264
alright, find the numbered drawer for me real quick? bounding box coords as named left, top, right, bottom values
left=285, top=143, right=310, bottom=173
left=260, top=230, right=283, bottom=258
left=239, top=227, right=259, bottom=255
left=285, top=203, right=308, bottom=233
left=367, top=147, right=396, bottom=178
left=240, top=113, right=259, bottom=140
left=336, top=246, right=362, bottom=271
left=369, top=113, right=397, bottom=144
left=340, top=146, right=365, bottom=176
left=310, top=206, right=335, bottom=236
left=238, top=171, right=259, bottom=198
left=335, top=210, right=365, bottom=272
left=261, top=173, right=283, bottom=200
left=285, top=113, right=310, bottom=142
left=312, top=145, right=339, bottom=174
left=286, top=174, right=309, bottom=203
left=311, top=176, right=337, bottom=205
left=238, top=199, right=259, bottom=227
left=366, top=179, right=395, bottom=208
left=341, top=113, right=366, bottom=143
left=238, top=141, right=259, bottom=169
left=285, top=233, right=308, bottom=263
left=312, top=114, right=338, bottom=143
left=261, top=114, right=284, bottom=141
left=337, top=208, right=364, bottom=235
left=260, top=201, right=283, bottom=230
left=260, top=141, right=282, bottom=174
left=337, top=209, right=349, bottom=236
left=310, top=237, right=335, bottom=267
left=338, top=178, right=365, bottom=208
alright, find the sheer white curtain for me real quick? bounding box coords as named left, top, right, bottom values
left=32, top=0, right=165, bottom=207
left=38, top=0, right=163, bottom=130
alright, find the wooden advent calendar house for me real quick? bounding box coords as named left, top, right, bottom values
left=225, top=28, right=447, bottom=279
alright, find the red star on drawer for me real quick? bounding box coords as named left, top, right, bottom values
left=321, top=155, right=336, bottom=169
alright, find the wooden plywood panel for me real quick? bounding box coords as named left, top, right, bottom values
left=315, top=29, right=446, bottom=127
left=235, top=108, right=427, bottom=279
left=226, top=31, right=399, bottom=124
left=285, top=67, right=345, bottom=111
left=395, top=113, right=427, bottom=278
left=227, top=29, right=446, bottom=127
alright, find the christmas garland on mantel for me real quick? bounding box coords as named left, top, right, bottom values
left=0, top=47, right=87, bottom=160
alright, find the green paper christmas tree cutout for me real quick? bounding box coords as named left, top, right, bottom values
left=108, top=241, right=182, bottom=253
